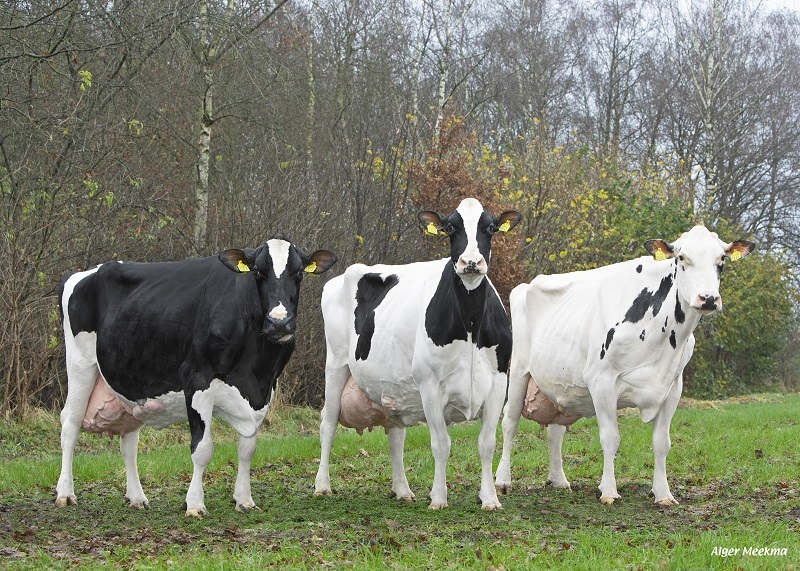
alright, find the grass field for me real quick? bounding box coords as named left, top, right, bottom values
left=0, top=394, right=798, bottom=570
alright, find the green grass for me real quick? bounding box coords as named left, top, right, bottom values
left=0, top=395, right=798, bottom=569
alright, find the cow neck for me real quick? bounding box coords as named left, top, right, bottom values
left=425, top=262, right=490, bottom=348
left=638, top=259, right=701, bottom=350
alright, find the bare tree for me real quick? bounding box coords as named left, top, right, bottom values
left=180, top=0, right=289, bottom=253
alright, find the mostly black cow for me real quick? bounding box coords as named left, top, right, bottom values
left=56, top=235, right=336, bottom=516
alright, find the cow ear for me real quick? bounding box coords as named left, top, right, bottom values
left=303, top=250, right=338, bottom=274
left=643, top=239, right=674, bottom=261
left=418, top=211, right=446, bottom=237
left=495, top=210, right=522, bottom=233
left=219, top=249, right=252, bottom=273
left=726, top=240, right=755, bottom=261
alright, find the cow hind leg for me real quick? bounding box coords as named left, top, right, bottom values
left=233, top=433, right=259, bottom=512
left=495, top=371, right=528, bottom=494
left=387, top=427, right=415, bottom=502
left=545, top=424, right=571, bottom=489
left=56, top=364, right=99, bottom=507
left=120, top=428, right=148, bottom=508
left=314, top=364, right=350, bottom=497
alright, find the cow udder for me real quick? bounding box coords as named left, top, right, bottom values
left=522, top=376, right=581, bottom=427
left=338, top=376, right=392, bottom=435
left=82, top=375, right=144, bottom=437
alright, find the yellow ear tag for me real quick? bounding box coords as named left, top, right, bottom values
left=425, top=222, right=439, bottom=236
left=237, top=260, right=250, bottom=272
left=654, top=248, right=666, bottom=261
left=498, top=220, right=511, bottom=233
left=304, top=261, right=317, bottom=273
left=730, top=249, right=742, bottom=261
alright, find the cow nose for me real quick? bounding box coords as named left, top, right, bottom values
left=264, top=319, right=295, bottom=341
left=264, top=305, right=295, bottom=341
left=697, top=293, right=721, bottom=311
left=458, top=255, right=486, bottom=274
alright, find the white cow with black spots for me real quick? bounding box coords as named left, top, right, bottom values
left=314, top=198, right=521, bottom=510
left=495, top=226, right=754, bottom=505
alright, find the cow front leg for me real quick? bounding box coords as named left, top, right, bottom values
left=651, top=377, right=682, bottom=506
left=233, top=433, right=259, bottom=512
left=545, top=424, right=571, bottom=489
left=478, top=376, right=504, bottom=511
left=592, top=388, right=621, bottom=504
left=314, top=365, right=349, bottom=497
left=387, top=427, right=415, bottom=502
left=421, top=387, right=450, bottom=510
left=185, top=397, right=213, bottom=517
left=120, top=428, right=148, bottom=508
left=495, top=370, right=529, bottom=494
left=56, top=365, right=98, bottom=507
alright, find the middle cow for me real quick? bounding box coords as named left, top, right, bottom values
left=314, top=198, right=521, bottom=510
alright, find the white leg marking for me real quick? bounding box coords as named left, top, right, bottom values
left=652, top=378, right=682, bottom=506
left=593, top=387, right=622, bottom=504
left=234, top=433, right=259, bottom=512
left=56, top=336, right=99, bottom=507
left=121, top=428, right=148, bottom=508
left=387, top=427, right=415, bottom=501
left=420, top=385, right=450, bottom=510
left=495, top=371, right=528, bottom=494
left=185, top=408, right=214, bottom=517
left=546, top=424, right=571, bottom=489
left=314, top=365, right=349, bottom=496
left=478, top=376, right=504, bottom=511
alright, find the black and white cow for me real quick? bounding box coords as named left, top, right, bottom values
left=56, top=235, right=337, bottom=516
left=314, top=198, right=521, bottom=510
left=495, top=226, right=754, bottom=505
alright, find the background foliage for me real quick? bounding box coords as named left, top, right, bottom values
left=1, top=0, right=798, bottom=416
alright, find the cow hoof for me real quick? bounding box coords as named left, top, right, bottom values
left=545, top=479, right=571, bottom=490
left=428, top=502, right=448, bottom=510
left=389, top=491, right=416, bottom=502
left=655, top=498, right=679, bottom=506
left=186, top=508, right=207, bottom=518
left=55, top=496, right=77, bottom=508
left=495, top=483, right=510, bottom=495
left=128, top=500, right=149, bottom=510
left=235, top=503, right=260, bottom=513
left=313, top=490, right=332, bottom=497
left=600, top=497, right=617, bottom=505
left=481, top=502, right=502, bottom=512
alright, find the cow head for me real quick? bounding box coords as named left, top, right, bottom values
left=644, top=225, right=754, bottom=314
left=219, top=236, right=337, bottom=342
left=418, top=198, right=521, bottom=290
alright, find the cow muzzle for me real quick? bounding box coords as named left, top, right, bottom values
left=263, top=317, right=296, bottom=343
left=693, top=292, right=721, bottom=313
left=456, top=255, right=487, bottom=276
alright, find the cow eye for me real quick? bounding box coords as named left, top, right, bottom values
left=443, top=223, right=455, bottom=235
left=487, top=223, right=498, bottom=234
